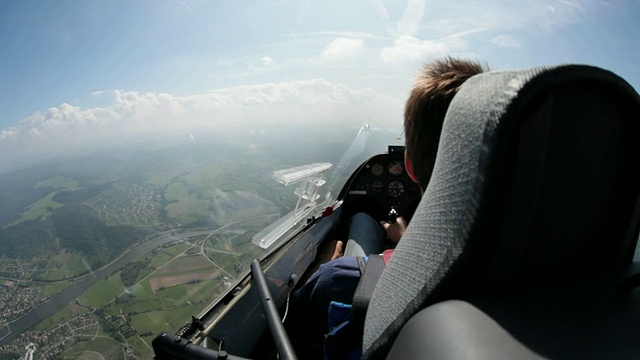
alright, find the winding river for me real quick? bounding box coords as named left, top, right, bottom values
left=0, top=228, right=220, bottom=346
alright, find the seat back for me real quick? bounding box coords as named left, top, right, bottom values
left=362, top=65, right=640, bottom=359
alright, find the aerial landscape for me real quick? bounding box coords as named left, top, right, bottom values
left=0, top=133, right=363, bottom=359
left=1, top=0, right=638, bottom=359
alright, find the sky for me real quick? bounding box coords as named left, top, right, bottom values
left=0, top=0, right=638, bottom=169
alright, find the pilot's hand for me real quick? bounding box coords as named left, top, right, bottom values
left=380, top=217, right=407, bottom=244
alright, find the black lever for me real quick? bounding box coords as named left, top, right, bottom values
left=251, top=259, right=298, bottom=360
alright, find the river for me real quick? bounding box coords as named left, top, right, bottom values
left=0, top=228, right=215, bottom=347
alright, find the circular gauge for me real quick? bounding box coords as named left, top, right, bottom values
left=387, top=180, right=405, bottom=198
left=388, top=160, right=404, bottom=176
left=371, top=163, right=384, bottom=176
left=371, top=180, right=383, bottom=194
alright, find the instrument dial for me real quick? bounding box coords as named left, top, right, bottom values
left=371, top=163, right=384, bottom=176
left=388, top=160, right=404, bottom=176
left=387, top=181, right=405, bottom=198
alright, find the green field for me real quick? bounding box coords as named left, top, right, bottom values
left=131, top=302, right=204, bottom=335
left=184, top=279, right=225, bottom=304
left=70, top=302, right=91, bottom=316
left=155, top=255, right=212, bottom=275
left=35, top=305, right=74, bottom=331
left=131, top=280, right=154, bottom=297
left=80, top=274, right=125, bottom=307
left=36, top=175, right=81, bottom=191
left=135, top=267, right=154, bottom=283
left=39, top=281, right=73, bottom=298
left=205, top=236, right=262, bottom=274
left=164, top=181, right=190, bottom=202
left=65, top=337, right=124, bottom=360
left=142, top=335, right=156, bottom=354
left=165, top=194, right=210, bottom=225
left=144, top=162, right=201, bottom=187
left=160, top=243, right=190, bottom=256
left=128, top=335, right=154, bottom=359
left=130, top=311, right=166, bottom=333
left=165, top=302, right=207, bottom=328
left=149, top=251, right=175, bottom=269
left=41, top=251, right=90, bottom=279
left=162, top=163, right=252, bottom=224
left=127, top=298, right=164, bottom=314
left=105, top=278, right=160, bottom=315
left=8, top=192, right=63, bottom=226
left=40, top=268, right=74, bottom=281
left=157, top=285, right=188, bottom=306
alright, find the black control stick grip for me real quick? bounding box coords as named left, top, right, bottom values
left=388, top=207, right=398, bottom=223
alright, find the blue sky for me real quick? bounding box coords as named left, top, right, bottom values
left=0, top=0, right=638, bottom=167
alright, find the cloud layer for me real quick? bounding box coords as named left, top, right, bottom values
left=321, top=38, right=365, bottom=57
left=0, top=0, right=619, bottom=173
left=0, top=80, right=402, bottom=171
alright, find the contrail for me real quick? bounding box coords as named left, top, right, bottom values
left=397, top=0, right=427, bottom=37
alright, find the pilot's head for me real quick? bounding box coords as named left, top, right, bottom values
left=404, top=57, right=488, bottom=191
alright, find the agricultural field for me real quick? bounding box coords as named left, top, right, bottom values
left=64, top=338, right=124, bottom=360
left=39, top=281, right=74, bottom=299
left=161, top=161, right=282, bottom=226
left=149, top=252, right=173, bottom=269
left=35, top=175, right=82, bottom=191
left=39, top=250, right=90, bottom=279
left=159, top=243, right=191, bottom=257
left=183, top=278, right=225, bottom=304
left=80, top=274, right=125, bottom=308
left=128, top=335, right=154, bottom=360
left=204, top=232, right=263, bottom=275
left=34, top=305, right=74, bottom=331
left=7, top=192, right=63, bottom=226
left=164, top=193, right=210, bottom=225
left=149, top=255, right=219, bottom=293
left=154, top=255, right=212, bottom=275
left=130, top=301, right=205, bottom=336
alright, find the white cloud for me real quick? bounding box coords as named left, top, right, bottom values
left=376, top=0, right=593, bottom=65
left=286, top=31, right=387, bottom=40
left=397, top=0, right=426, bottom=37
left=379, top=35, right=466, bottom=64
left=370, top=0, right=390, bottom=21
left=178, top=1, right=192, bottom=11
left=321, top=38, right=365, bottom=57
left=0, top=80, right=402, bottom=170
left=91, top=90, right=108, bottom=97
left=490, top=34, right=521, bottom=48
left=445, top=0, right=593, bottom=35
left=262, top=56, right=276, bottom=67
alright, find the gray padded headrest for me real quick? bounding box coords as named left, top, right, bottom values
left=362, top=65, right=640, bottom=359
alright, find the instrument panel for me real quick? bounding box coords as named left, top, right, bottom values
left=340, top=145, right=421, bottom=219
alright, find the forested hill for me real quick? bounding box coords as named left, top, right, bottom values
left=0, top=202, right=147, bottom=269
left=52, top=203, right=147, bottom=268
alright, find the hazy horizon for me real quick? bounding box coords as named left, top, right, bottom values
left=1, top=0, right=638, bottom=172
left=1, top=1, right=639, bottom=357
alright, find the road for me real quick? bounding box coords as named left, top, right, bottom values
left=0, top=216, right=265, bottom=347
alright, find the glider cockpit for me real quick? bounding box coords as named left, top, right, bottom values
left=153, top=64, right=640, bottom=360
